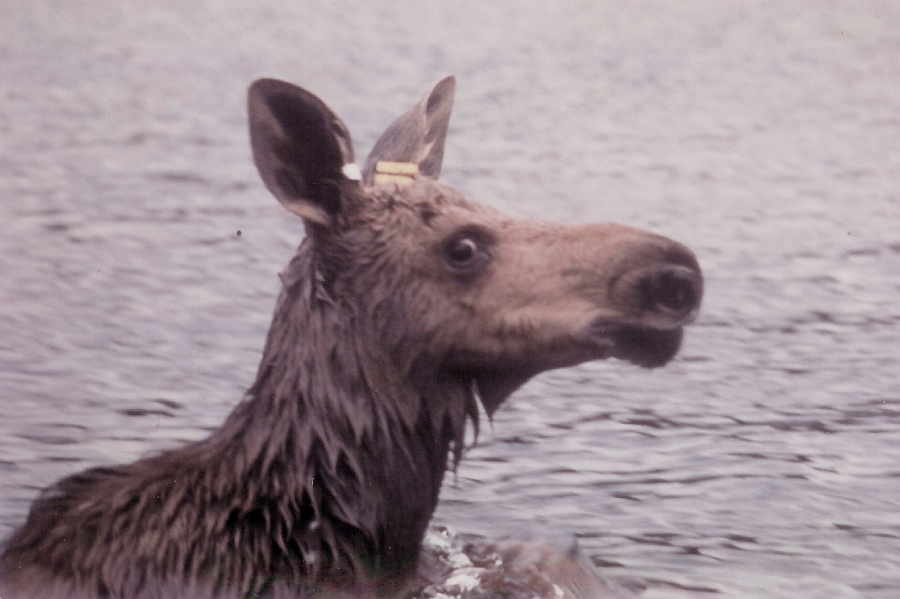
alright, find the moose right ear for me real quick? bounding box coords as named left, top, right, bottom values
left=248, top=79, right=358, bottom=227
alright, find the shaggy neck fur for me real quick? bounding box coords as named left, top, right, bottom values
left=0, top=240, right=475, bottom=599
left=200, top=240, right=475, bottom=590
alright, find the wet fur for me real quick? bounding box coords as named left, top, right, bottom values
left=0, top=183, right=482, bottom=599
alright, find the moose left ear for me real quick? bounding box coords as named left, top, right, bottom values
left=362, top=76, right=456, bottom=185
left=248, top=78, right=358, bottom=227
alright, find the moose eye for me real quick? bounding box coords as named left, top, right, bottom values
left=443, top=231, right=492, bottom=278
left=448, top=237, right=478, bottom=265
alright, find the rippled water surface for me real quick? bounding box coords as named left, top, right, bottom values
left=1, top=2, right=899, bottom=598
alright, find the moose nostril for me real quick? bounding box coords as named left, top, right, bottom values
left=644, top=265, right=701, bottom=317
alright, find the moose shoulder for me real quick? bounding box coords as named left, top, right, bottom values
left=0, top=76, right=702, bottom=599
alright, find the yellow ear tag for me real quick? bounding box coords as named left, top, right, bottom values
left=374, top=161, right=419, bottom=186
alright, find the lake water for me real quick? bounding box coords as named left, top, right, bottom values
left=1, top=2, right=899, bottom=598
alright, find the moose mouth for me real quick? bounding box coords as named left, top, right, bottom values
left=598, top=323, right=685, bottom=369
left=465, top=322, right=685, bottom=417
left=590, top=260, right=700, bottom=368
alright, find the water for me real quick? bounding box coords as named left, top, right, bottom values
left=1, top=1, right=899, bottom=597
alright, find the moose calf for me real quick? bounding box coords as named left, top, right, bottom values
left=0, top=76, right=702, bottom=599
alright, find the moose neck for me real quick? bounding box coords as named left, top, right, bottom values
left=208, top=242, right=471, bottom=586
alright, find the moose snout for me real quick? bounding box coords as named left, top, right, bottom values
left=600, top=233, right=704, bottom=328
left=639, top=263, right=703, bottom=323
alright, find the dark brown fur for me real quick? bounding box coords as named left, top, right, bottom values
left=0, top=77, right=703, bottom=599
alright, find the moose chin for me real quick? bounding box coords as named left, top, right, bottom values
left=0, top=76, right=702, bottom=599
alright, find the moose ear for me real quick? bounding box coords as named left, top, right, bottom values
left=362, top=76, right=456, bottom=185
left=248, top=78, right=358, bottom=227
